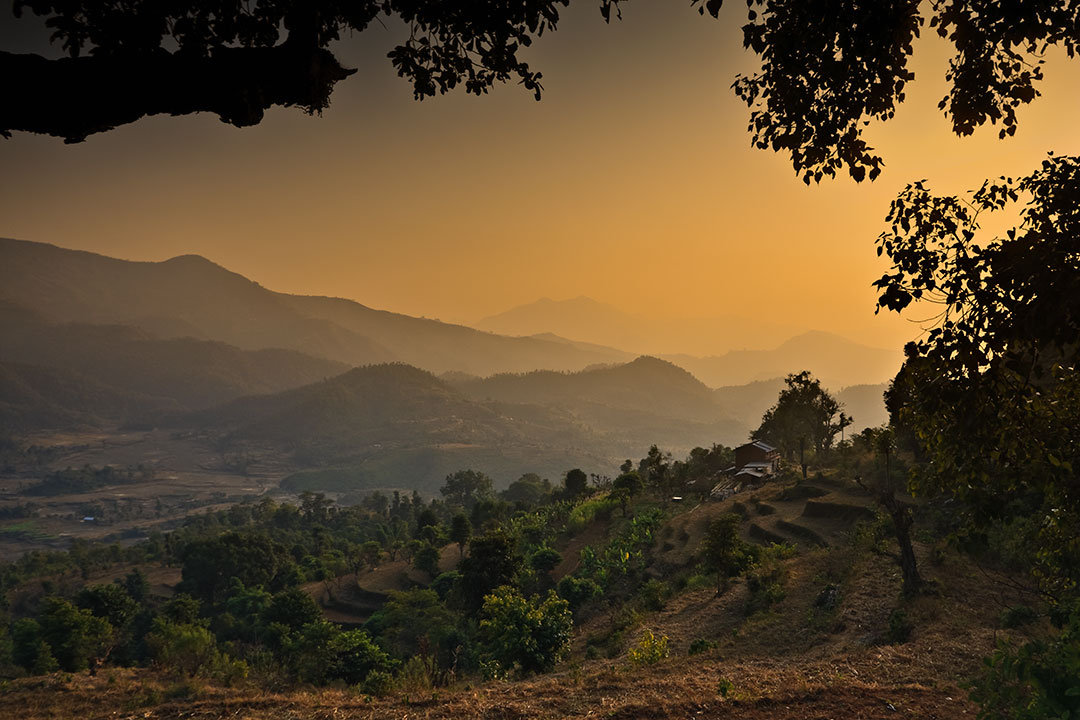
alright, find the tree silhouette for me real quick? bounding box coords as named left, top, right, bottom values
left=695, top=0, right=1080, bottom=183
left=2, top=0, right=631, bottom=141
left=879, top=156, right=1080, bottom=600
left=9, top=1, right=1079, bottom=150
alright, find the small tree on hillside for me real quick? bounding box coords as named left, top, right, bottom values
left=450, top=513, right=472, bottom=560
left=459, top=530, right=522, bottom=612
left=413, top=543, right=442, bottom=580
left=500, top=473, right=552, bottom=508
left=479, top=588, right=572, bottom=677
left=855, top=426, right=922, bottom=596
left=700, top=514, right=753, bottom=595
left=563, top=468, right=589, bottom=500
left=612, top=471, right=644, bottom=516
left=440, top=469, right=494, bottom=511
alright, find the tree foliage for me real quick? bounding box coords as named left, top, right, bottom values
left=37, top=597, right=112, bottom=672
left=875, top=152, right=1080, bottom=714
left=440, top=469, right=494, bottom=512
left=479, top=587, right=572, bottom=676
left=753, top=371, right=846, bottom=475
left=879, top=155, right=1080, bottom=599
left=695, top=0, right=1080, bottom=182
left=2, top=0, right=635, bottom=140
left=563, top=468, right=589, bottom=500
left=699, top=513, right=753, bottom=593
left=459, top=530, right=521, bottom=611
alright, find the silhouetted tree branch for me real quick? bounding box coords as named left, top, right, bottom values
left=2, top=0, right=630, bottom=142
left=0, top=44, right=355, bottom=142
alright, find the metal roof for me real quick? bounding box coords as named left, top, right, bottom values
left=739, top=440, right=777, bottom=452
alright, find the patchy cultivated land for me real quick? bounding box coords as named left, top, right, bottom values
left=3, top=473, right=1023, bottom=720
left=0, top=429, right=293, bottom=560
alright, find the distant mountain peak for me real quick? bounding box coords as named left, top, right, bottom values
left=162, top=253, right=218, bottom=267
left=777, top=329, right=889, bottom=353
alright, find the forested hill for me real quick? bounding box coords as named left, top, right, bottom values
left=0, top=238, right=632, bottom=376
left=188, top=363, right=576, bottom=449
left=445, top=356, right=747, bottom=452
left=184, top=363, right=607, bottom=493
left=0, top=303, right=348, bottom=423
left=0, top=361, right=174, bottom=431
left=449, top=356, right=726, bottom=423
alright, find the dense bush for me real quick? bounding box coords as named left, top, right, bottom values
left=479, top=587, right=572, bottom=677
left=970, top=606, right=1080, bottom=720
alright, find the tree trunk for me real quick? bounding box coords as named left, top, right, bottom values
left=799, top=437, right=808, bottom=479
left=882, top=494, right=922, bottom=595
left=892, top=504, right=922, bottom=595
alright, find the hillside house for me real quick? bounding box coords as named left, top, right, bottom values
left=732, top=440, right=780, bottom=480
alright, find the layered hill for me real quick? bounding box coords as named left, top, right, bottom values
left=187, top=363, right=609, bottom=493
left=0, top=238, right=631, bottom=375
left=446, top=356, right=747, bottom=452
left=0, top=361, right=173, bottom=431
left=0, top=304, right=348, bottom=420
left=473, top=295, right=797, bottom=356
left=665, top=330, right=901, bottom=389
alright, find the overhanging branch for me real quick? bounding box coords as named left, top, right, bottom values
left=0, top=43, right=356, bottom=142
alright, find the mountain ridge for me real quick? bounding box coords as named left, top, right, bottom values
left=0, top=238, right=633, bottom=376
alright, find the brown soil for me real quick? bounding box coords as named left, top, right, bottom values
left=4, top=653, right=975, bottom=720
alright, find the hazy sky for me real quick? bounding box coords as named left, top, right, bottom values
left=2, top=3, right=1078, bottom=350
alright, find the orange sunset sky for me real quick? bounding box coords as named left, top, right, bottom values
left=1, top=2, right=1078, bottom=352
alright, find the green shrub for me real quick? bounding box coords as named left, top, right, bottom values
left=10, top=618, right=58, bottom=674
left=36, top=597, right=113, bottom=672
left=331, top=628, right=395, bottom=685
left=884, top=609, right=913, bottom=644
left=683, top=573, right=713, bottom=591
left=688, top=638, right=717, bottom=655
left=639, top=579, right=670, bottom=612
left=743, top=545, right=791, bottom=615
left=146, top=618, right=219, bottom=676
left=361, top=669, right=395, bottom=697
left=627, top=629, right=669, bottom=667
left=557, top=576, right=601, bottom=611
left=969, top=607, right=1080, bottom=720
left=567, top=497, right=617, bottom=533
left=1001, top=605, right=1039, bottom=629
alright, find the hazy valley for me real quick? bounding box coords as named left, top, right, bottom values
left=0, top=237, right=897, bottom=525
left=0, top=237, right=1049, bottom=720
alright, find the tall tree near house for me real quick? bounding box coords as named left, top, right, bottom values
left=638, top=445, right=671, bottom=495
left=753, top=371, right=845, bottom=478
left=612, top=471, right=644, bottom=516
